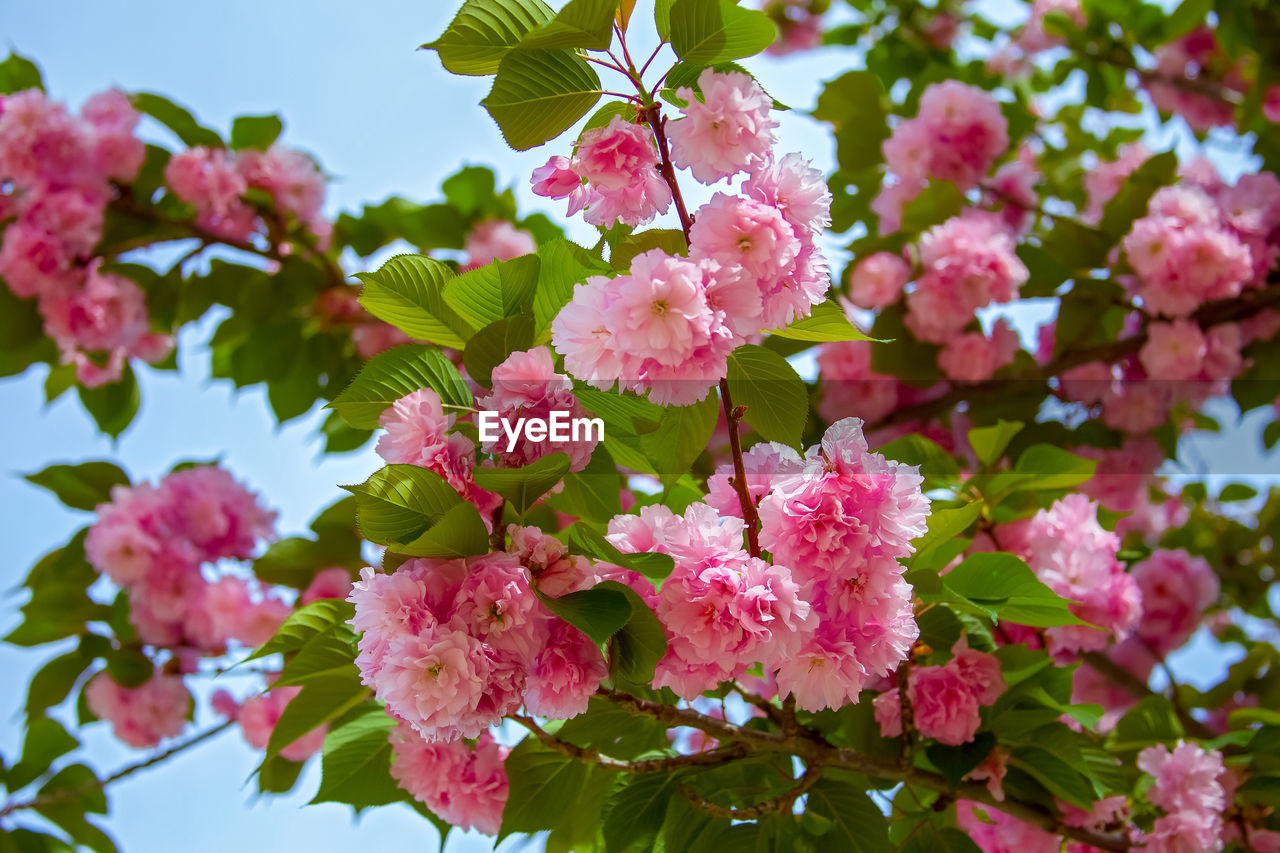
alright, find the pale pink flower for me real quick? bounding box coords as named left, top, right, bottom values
left=848, top=251, right=911, bottom=309
left=668, top=68, right=777, bottom=184
left=86, top=671, right=190, bottom=749
left=523, top=619, right=607, bottom=719
left=301, top=567, right=353, bottom=605
left=571, top=116, right=672, bottom=227
left=164, top=147, right=255, bottom=240
left=239, top=683, right=328, bottom=761
left=705, top=442, right=804, bottom=518
left=882, top=80, right=1009, bottom=192
left=938, top=318, right=1020, bottom=381
left=816, top=340, right=901, bottom=425
left=160, top=466, right=277, bottom=562
left=956, top=801, right=1061, bottom=853
left=390, top=724, right=508, bottom=835
left=742, top=153, right=832, bottom=236
left=236, top=144, right=327, bottom=234
left=689, top=193, right=801, bottom=285
left=1132, top=548, right=1218, bottom=654
left=1139, top=319, right=1208, bottom=380
left=463, top=220, right=536, bottom=269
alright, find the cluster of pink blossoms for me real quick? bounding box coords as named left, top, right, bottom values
left=873, top=638, right=1006, bottom=745
left=389, top=726, right=508, bottom=835
left=376, top=387, right=502, bottom=520
left=214, top=679, right=327, bottom=762
left=85, top=668, right=191, bottom=749
left=164, top=143, right=330, bottom=247
left=347, top=545, right=612, bottom=742
left=86, top=465, right=283, bottom=650
left=475, top=346, right=599, bottom=472
left=662, top=418, right=929, bottom=710
left=997, top=494, right=1141, bottom=659
left=0, top=87, right=172, bottom=386
left=1138, top=741, right=1226, bottom=851
left=1145, top=27, right=1247, bottom=133
left=873, top=80, right=1010, bottom=233
left=546, top=70, right=831, bottom=405
left=461, top=219, right=536, bottom=270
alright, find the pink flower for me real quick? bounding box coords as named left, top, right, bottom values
left=816, top=340, right=901, bottom=425
left=80, top=89, right=145, bottom=182
left=571, top=116, right=672, bottom=227
left=947, top=637, right=1005, bottom=705
left=1083, top=144, right=1148, bottom=222
left=848, top=251, right=911, bottom=309
left=1000, top=494, right=1140, bottom=658
left=1137, top=741, right=1225, bottom=850
left=523, top=619, right=607, bottom=719
left=906, top=211, right=1028, bottom=343
left=1139, top=319, right=1208, bottom=380
left=531, top=155, right=587, bottom=208
left=160, top=466, right=277, bottom=562
left=966, top=750, right=1009, bottom=801
left=779, top=624, right=874, bottom=712
left=938, top=318, right=1021, bottom=381
left=705, top=442, right=804, bottom=518
left=85, top=671, right=190, bottom=749
left=690, top=193, right=800, bottom=285
left=668, top=68, right=777, bottom=184
left=1266, top=85, right=1280, bottom=123
left=908, top=665, right=982, bottom=745
left=476, top=347, right=600, bottom=472
left=239, top=683, right=327, bottom=761
left=759, top=417, right=930, bottom=585
left=882, top=81, right=1009, bottom=193
left=741, top=153, right=832, bottom=236
left=604, top=250, right=718, bottom=364
left=0, top=90, right=97, bottom=191
left=301, top=567, right=354, bottom=605
left=390, top=725, right=508, bottom=835
left=956, top=801, right=1062, bottom=853
left=235, top=144, right=327, bottom=235
left=1132, top=548, right=1218, bottom=653
left=550, top=276, right=626, bottom=389
left=164, top=147, right=255, bottom=240
left=463, top=220, right=537, bottom=269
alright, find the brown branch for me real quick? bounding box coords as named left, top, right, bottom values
left=0, top=720, right=234, bottom=820
left=896, top=662, right=916, bottom=767
left=596, top=687, right=1132, bottom=850
left=873, top=281, right=1280, bottom=430
left=1081, top=652, right=1215, bottom=740
left=678, top=761, right=822, bottom=820
left=510, top=714, right=747, bottom=773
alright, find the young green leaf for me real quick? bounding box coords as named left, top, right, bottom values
left=330, top=344, right=473, bottom=429
left=355, top=254, right=475, bottom=348
left=24, top=461, right=130, bottom=512
left=481, top=48, right=603, bottom=151
left=726, top=344, right=808, bottom=449
left=423, top=0, right=555, bottom=75
left=669, top=0, right=777, bottom=66
left=230, top=114, right=284, bottom=151
left=521, top=0, right=618, bottom=49
left=344, top=465, right=491, bottom=558
left=442, top=254, right=541, bottom=329
left=472, top=452, right=572, bottom=515
left=768, top=300, right=874, bottom=342
left=463, top=314, right=537, bottom=387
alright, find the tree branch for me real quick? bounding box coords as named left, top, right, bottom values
left=510, top=714, right=747, bottom=773
left=678, top=761, right=822, bottom=820
left=0, top=720, right=234, bottom=821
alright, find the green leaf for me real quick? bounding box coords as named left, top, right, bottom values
left=968, top=420, right=1024, bottom=467
left=355, top=255, right=475, bottom=349
left=343, top=464, right=491, bottom=558
left=330, top=344, right=472, bottom=429
left=655, top=0, right=676, bottom=39
left=908, top=502, right=983, bottom=569
left=901, top=823, right=983, bottom=853
left=1009, top=745, right=1096, bottom=808
left=248, top=599, right=355, bottom=660
left=805, top=777, right=892, bottom=852
left=812, top=71, right=887, bottom=172
left=265, top=672, right=369, bottom=760
left=0, top=51, right=44, bottom=93
left=557, top=697, right=669, bottom=759
left=576, top=386, right=718, bottom=484
left=229, top=114, right=283, bottom=151
left=1111, top=695, right=1184, bottom=750
left=1218, top=482, right=1258, bottom=502
left=900, top=181, right=965, bottom=233
left=77, top=367, right=140, bottom=440
left=598, top=580, right=667, bottom=685
left=7, top=718, right=80, bottom=791
left=482, top=48, right=602, bottom=151
left=463, top=315, right=537, bottom=387
left=726, top=344, right=808, bottom=449
left=24, top=462, right=129, bottom=512
left=768, top=300, right=872, bottom=342
left=273, top=626, right=358, bottom=688
left=1162, top=0, right=1213, bottom=44
left=472, top=452, right=571, bottom=515
left=569, top=522, right=675, bottom=581
left=1013, top=444, right=1098, bottom=491
left=0, top=285, right=45, bottom=354
left=669, top=0, right=777, bottom=65
left=499, top=738, right=610, bottom=841
left=546, top=445, right=622, bottom=523
left=521, top=0, right=618, bottom=49
left=603, top=774, right=676, bottom=853
left=533, top=239, right=611, bottom=340
left=131, top=92, right=222, bottom=147
left=538, top=585, right=633, bottom=646
left=257, top=755, right=305, bottom=794
left=311, top=706, right=405, bottom=811
left=442, top=254, right=541, bottom=330
left=423, top=0, right=555, bottom=75
left=943, top=553, right=1085, bottom=628
left=612, top=229, right=688, bottom=271
left=26, top=650, right=93, bottom=718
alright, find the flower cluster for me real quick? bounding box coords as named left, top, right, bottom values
left=347, top=551, right=607, bottom=742
left=0, top=87, right=171, bottom=386
left=85, top=465, right=282, bottom=649
left=997, top=494, right=1141, bottom=658
left=874, top=639, right=1006, bottom=745
left=1131, top=548, right=1218, bottom=654
left=462, top=219, right=536, bottom=270
left=873, top=81, right=1010, bottom=233
left=85, top=668, right=191, bottom=749
left=1145, top=27, right=1247, bottom=132
left=165, top=143, right=330, bottom=246
left=476, top=347, right=599, bottom=471
left=695, top=418, right=929, bottom=710
left=1137, top=741, right=1226, bottom=851
left=376, top=387, right=502, bottom=520
left=390, top=724, right=508, bottom=835
left=548, top=71, right=831, bottom=404
left=215, top=680, right=327, bottom=762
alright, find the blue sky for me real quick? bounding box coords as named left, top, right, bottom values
left=3, top=1, right=1279, bottom=851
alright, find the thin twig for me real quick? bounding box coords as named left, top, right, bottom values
left=678, top=761, right=822, bottom=820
